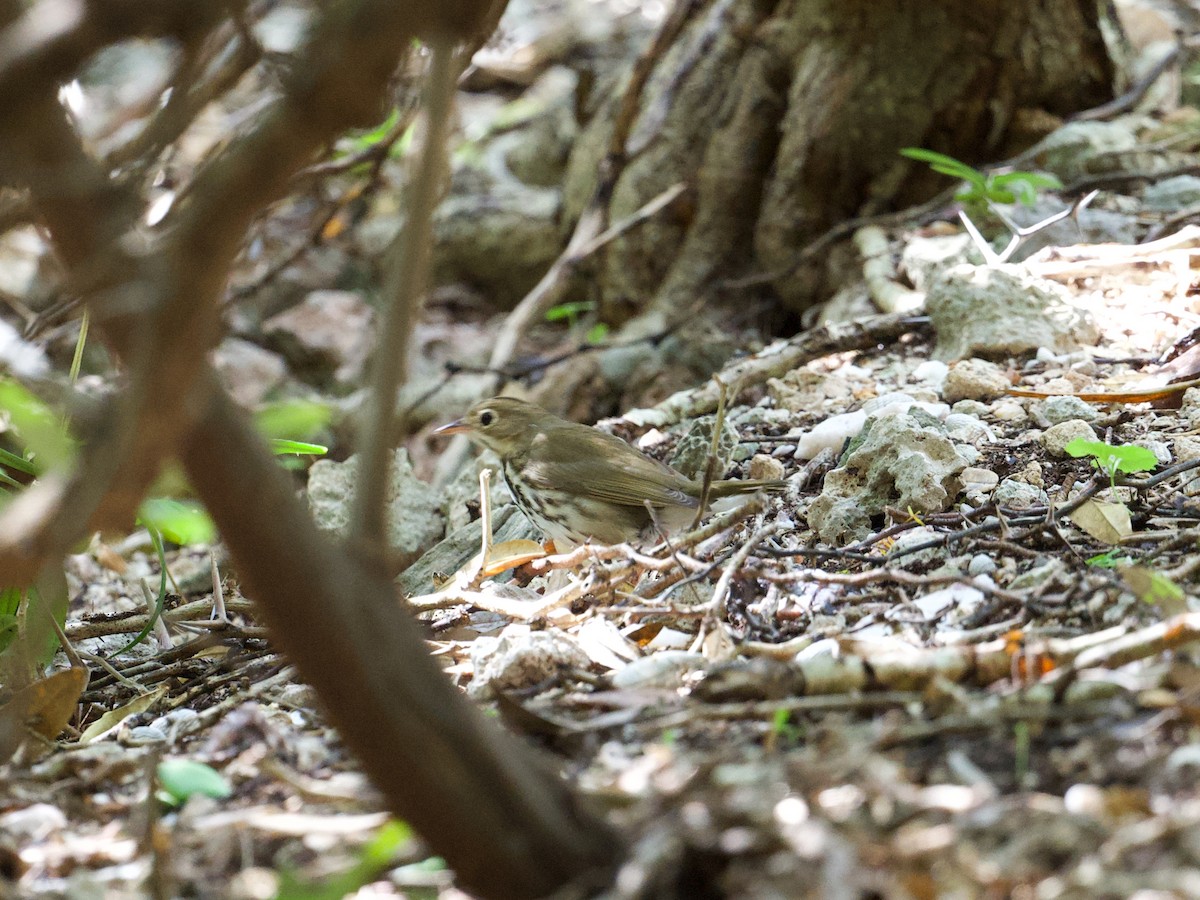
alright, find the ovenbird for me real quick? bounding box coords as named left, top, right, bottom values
left=435, top=397, right=784, bottom=545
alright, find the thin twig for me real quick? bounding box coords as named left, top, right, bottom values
left=352, top=43, right=458, bottom=553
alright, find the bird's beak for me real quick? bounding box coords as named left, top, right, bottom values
left=433, top=419, right=468, bottom=436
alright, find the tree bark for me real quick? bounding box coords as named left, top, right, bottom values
left=564, top=0, right=1118, bottom=317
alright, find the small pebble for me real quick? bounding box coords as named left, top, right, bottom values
left=1041, top=419, right=1097, bottom=457
left=943, top=358, right=1010, bottom=403
left=944, top=413, right=992, bottom=445
left=1174, top=435, right=1200, bottom=465
left=994, top=479, right=1049, bottom=509
left=748, top=454, right=786, bottom=481
left=968, top=553, right=997, bottom=576
left=959, top=467, right=999, bottom=492
left=1038, top=395, right=1099, bottom=425
left=771, top=443, right=797, bottom=459
left=912, top=359, right=949, bottom=387
left=990, top=399, right=1027, bottom=423
left=951, top=399, right=989, bottom=417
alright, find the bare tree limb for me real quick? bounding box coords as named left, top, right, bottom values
left=181, top=379, right=619, bottom=897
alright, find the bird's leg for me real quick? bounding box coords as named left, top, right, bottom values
left=692, top=375, right=734, bottom=529
left=478, top=468, right=494, bottom=569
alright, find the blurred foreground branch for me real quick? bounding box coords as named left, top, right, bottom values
left=0, top=0, right=619, bottom=894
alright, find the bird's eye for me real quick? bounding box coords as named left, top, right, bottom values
left=479, top=410, right=495, bottom=427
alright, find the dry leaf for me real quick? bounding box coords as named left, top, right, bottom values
left=79, top=685, right=168, bottom=744
left=92, top=541, right=128, bottom=574
left=0, top=667, right=88, bottom=761
left=480, top=539, right=546, bottom=576
left=1068, top=499, right=1132, bottom=544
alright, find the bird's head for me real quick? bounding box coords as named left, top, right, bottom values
left=433, top=397, right=547, bottom=459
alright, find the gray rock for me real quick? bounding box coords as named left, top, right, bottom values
left=993, top=479, right=1048, bottom=509
left=1004, top=200, right=1139, bottom=262
left=807, top=414, right=970, bottom=545
left=1009, top=558, right=1066, bottom=591
left=433, top=181, right=562, bottom=309
left=991, top=399, right=1028, bottom=423
left=951, top=399, right=989, bottom=417
left=959, top=467, right=999, bottom=500
left=1028, top=120, right=1138, bottom=182
left=943, top=358, right=1010, bottom=403
left=468, top=626, right=591, bottom=699
left=1173, top=435, right=1200, bottom=489
left=1143, top=175, right=1200, bottom=211
left=307, top=449, right=443, bottom=559
left=669, top=415, right=739, bottom=480
left=805, top=497, right=871, bottom=547
left=900, top=232, right=981, bottom=289
left=211, top=337, right=287, bottom=408
left=926, top=264, right=1099, bottom=361
left=1038, top=395, right=1099, bottom=425
left=748, top=454, right=786, bottom=481
left=396, top=505, right=534, bottom=596
left=888, top=526, right=941, bottom=566
left=262, top=290, right=374, bottom=390
left=1041, top=419, right=1098, bottom=457
left=944, top=413, right=992, bottom=445
left=968, top=554, right=997, bottom=576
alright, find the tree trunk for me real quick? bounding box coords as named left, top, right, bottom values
left=565, top=0, right=1118, bottom=318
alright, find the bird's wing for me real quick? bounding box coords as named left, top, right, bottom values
left=520, top=426, right=700, bottom=509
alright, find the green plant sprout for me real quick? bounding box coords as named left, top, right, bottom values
left=545, top=300, right=609, bottom=344
left=1086, top=549, right=1132, bottom=569
left=900, top=148, right=1062, bottom=207
left=899, top=148, right=1082, bottom=265
left=1064, top=438, right=1158, bottom=489
left=109, top=521, right=170, bottom=656
left=768, top=707, right=801, bottom=747
left=1128, top=567, right=1185, bottom=607
left=274, top=819, right=415, bottom=900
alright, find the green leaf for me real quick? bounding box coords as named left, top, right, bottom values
left=157, top=759, right=231, bottom=805
left=1064, top=439, right=1158, bottom=476
left=255, top=400, right=332, bottom=442
left=0, top=612, right=17, bottom=655
left=544, top=301, right=596, bottom=323
left=0, top=378, right=75, bottom=470
left=110, top=522, right=169, bottom=656
left=990, top=171, right=1063, bottom=191
left=359, top=821, right=413, bottom=868
left=347, top=108, right=400, bottom=152
left=1086, top=549, right=1131, bottom=569
left=273, top=820, right=414, bottom=900
left=0, top=446, right=37, bottom=476
left=988, top=171, right=1063, bottom=206
left=585, top=322, right=609, bottom=344
left=899, top=148, right=983, bottom=182
left=0, top=586, right=19, bottom=655
left=984, top=186, right=1018, bottom=205
left=1121, top=566, right=1186, bottom=614
left=271, top=439, right=328, bottom=456
left=139, top=498, right=216, bottom=546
